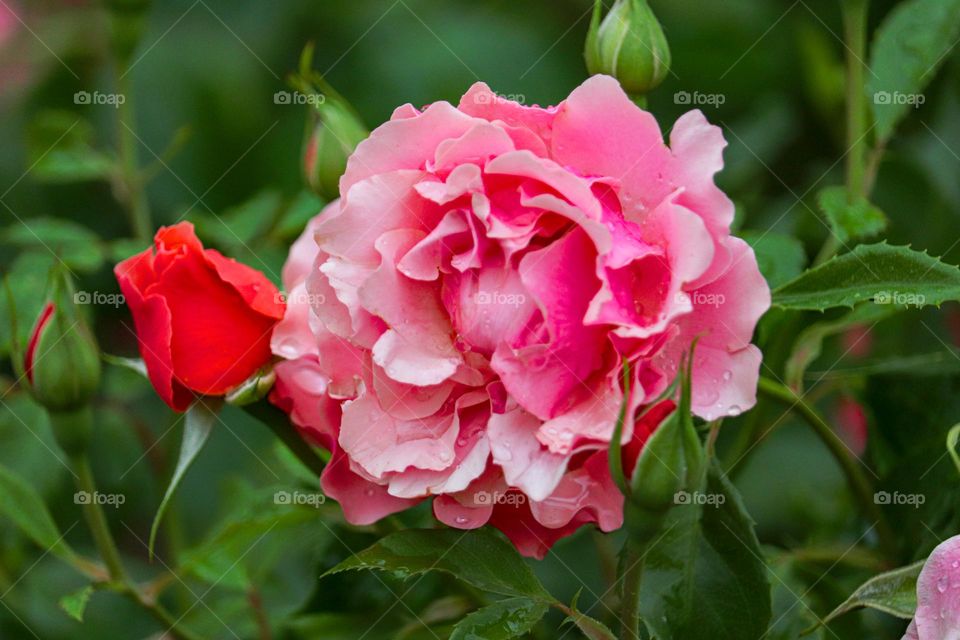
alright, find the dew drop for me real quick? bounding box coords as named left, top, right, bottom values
left=722, top=370, right=732, bottom=381
left=727, top=405, right=742, bottom=417
left=454, top=515, right=470, bottom=525
left=938, top=576, right=949, bottom=593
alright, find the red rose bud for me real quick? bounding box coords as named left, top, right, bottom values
left=24, top=285, right=102, bottom=414
left=585, top=0, right=672, bottom=97
left=303, top=96, right=368, bottom=201
left=114, top=222, right=285, bottom=411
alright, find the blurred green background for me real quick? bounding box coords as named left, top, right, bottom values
left=1, top=0, right=959, bottom=638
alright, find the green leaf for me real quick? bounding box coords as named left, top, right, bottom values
left=819, top=560, right=923, bottom=628
left=178, top=486, right=327, bottom=590
left=149, top=398, right=222, bottom=558
left=0, top=251, right=55, bottom=358
left=816, top=186, right=887, bottom=244
left=0, top=218, right=106, bottom=273
left=947, top=423, right=960, bottom=477
left=741, top=231, right=807, bottom=289
left=324, top=528, right=551, bottom=601
left=192, top=190, right=284, bottom=248
left=772, top=243, right=960, bottom=311
left=27, top=111, right=115, bottom=183
left=765, top=558, right=825, bottom=640
left=784, top=303, right=895, bottom=390
left=638, top=463, right=772, bottom=640
left=102, top=354, right=148, bottom=378
left=59, top=585, right=95, bottom=622
left=868, top=0, right=960, bottom=140
left=809, top=350, right=960, bottom=381
left=564, top=605, right=617, bottom=640
left=0, top=464, right=79, bottom=564
left=449, top=598, right=548, bottom=640
left=284, top=613, right=393, bottom=640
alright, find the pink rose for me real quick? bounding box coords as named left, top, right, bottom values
left=903, top=535, right=960, bottom=640
left=270, top=75, right=769, bottom=557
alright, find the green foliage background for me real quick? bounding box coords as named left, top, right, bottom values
left=1, top=0, right=959, bottom=638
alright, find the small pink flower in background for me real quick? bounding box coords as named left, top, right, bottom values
left=270, top=75, right=769, bottom=557
left=0, top=3, right=16, bottom=45
left=842, top=323, right=874, bottom=359
left=902, top=535, right=960, bottom=640
left=833, top=394, right=868, bottom=457
left=947, top=307, right=960, bottom=348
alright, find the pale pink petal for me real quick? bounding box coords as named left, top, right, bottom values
left=665, top=342, right=762, bottom=421
left=282, top=203, right=333, bottom=289
left=485, top=150, right=602, bottom=220
left=433, top=494, right=493, bottom=529
left=388, top=403, right=490, bottom=497
left=271, top=282, right=319, bottom=360
left=487, top=407, right=568, bottom=502
left=458, top=83, right=557, bottom=149
left=317, top=170, right=441, bottom=266
left=550, top=75, right=673, bottom=216
left=397, top=210, right=471, bottom=281
left=341, top=101, right=481, bottom=197
left=676, top=237, right=770, bottom=352
left=315, top=257, right=385, bottom=349
left=338, top=390, right=459, bottom=479
left=668, top=110, right=736, bottom=241
left=320, top=448, right=419, bottom=525
left=270, top=358, right=340, bottom=449
left=492, top=228, right=608, bottom=419
left=911, top=534, right=960, bottom=640
left=432, top=122, right=516, bottom=173
left=414, top=163, right=484, bottom=206
left=535, top=378, right=623, bottom=455
left=361, top=229, right=462, bottom=385
left=442, top=266, right=539, bottom=356
left=371, top=362, right=454, bottom=420
left=529, top=450, right=623, bottom=532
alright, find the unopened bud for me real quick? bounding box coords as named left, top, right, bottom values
left=25, top=274, right=101, bottom=414
left=303, top=97, right=368, bottom=201
left=585, top=0, right=671, bottom=97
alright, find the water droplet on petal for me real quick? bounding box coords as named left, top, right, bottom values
left=727, top=405, right=742, bottom=417
left=454, top=515, right=470, bottom=525
left=722, top=370, right=733, bottom=381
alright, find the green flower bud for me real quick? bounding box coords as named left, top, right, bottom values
left=303, top=97, right=368, bottom=201
left=224, top=366, right=275, bottom=406
left=585, top=0, right=671, bottom=97
left=24, top=273, right=101, bottom=414
left=625, top=346, right=704, bottom=541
